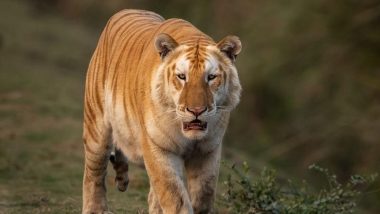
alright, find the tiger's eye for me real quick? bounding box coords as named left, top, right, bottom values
left=208, top=74, right=217, bottom=81
left=177, top=74, right=186, bottom=80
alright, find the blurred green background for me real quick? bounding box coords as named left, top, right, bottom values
left=0, top=0, right=379, bottom=213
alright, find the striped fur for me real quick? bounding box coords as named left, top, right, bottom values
left=82, top=9, right=242, bottom=214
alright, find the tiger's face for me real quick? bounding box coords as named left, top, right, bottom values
left=153, top=34, right=242, bottom=140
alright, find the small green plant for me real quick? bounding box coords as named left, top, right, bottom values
left=221, top=162, right=377, bottom=214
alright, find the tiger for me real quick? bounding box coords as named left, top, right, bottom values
left=82, top=9, right=242, bottom=214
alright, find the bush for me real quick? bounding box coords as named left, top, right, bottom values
left=221, top=162, right=377, bottom=214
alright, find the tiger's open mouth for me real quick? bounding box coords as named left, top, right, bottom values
left=183, top=119, right=207, bottom=131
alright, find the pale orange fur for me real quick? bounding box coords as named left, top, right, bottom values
left=82, top=9, right=242, bottom=214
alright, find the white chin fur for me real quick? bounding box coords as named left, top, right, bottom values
left=181, top=128, right=208, bottom=140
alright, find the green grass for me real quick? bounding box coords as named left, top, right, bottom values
left=222, top=163, right=377, bottom=214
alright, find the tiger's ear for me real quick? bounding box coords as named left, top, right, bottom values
left=155, top=33, right=178, bottom=60
left=217, top=35, right=242, bottom=62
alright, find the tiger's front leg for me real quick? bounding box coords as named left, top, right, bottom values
left=148, top=183, right=163, bottom=214
left=143, top=140, right=193, bottom=214
left=82, top=124, right=112, bottom=214
left=185, top=144, right=222, bottom=214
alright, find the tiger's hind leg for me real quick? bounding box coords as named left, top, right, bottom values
left=110, top=148, right=129, bottom=192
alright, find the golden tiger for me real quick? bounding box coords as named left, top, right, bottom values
left=82, top=9, right=242, bottom=214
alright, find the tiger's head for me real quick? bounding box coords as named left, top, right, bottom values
left=152, top=33, right=242, bottom=140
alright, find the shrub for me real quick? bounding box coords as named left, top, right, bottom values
left=221, top=162, right=377, bottom=214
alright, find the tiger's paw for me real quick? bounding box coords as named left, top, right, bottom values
left=83, top=211, right=114, bottom=214
left=115, top=174, right=129, bottom=192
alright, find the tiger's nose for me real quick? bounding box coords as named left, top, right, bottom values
left=186, top=106, right=207, bottom=117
